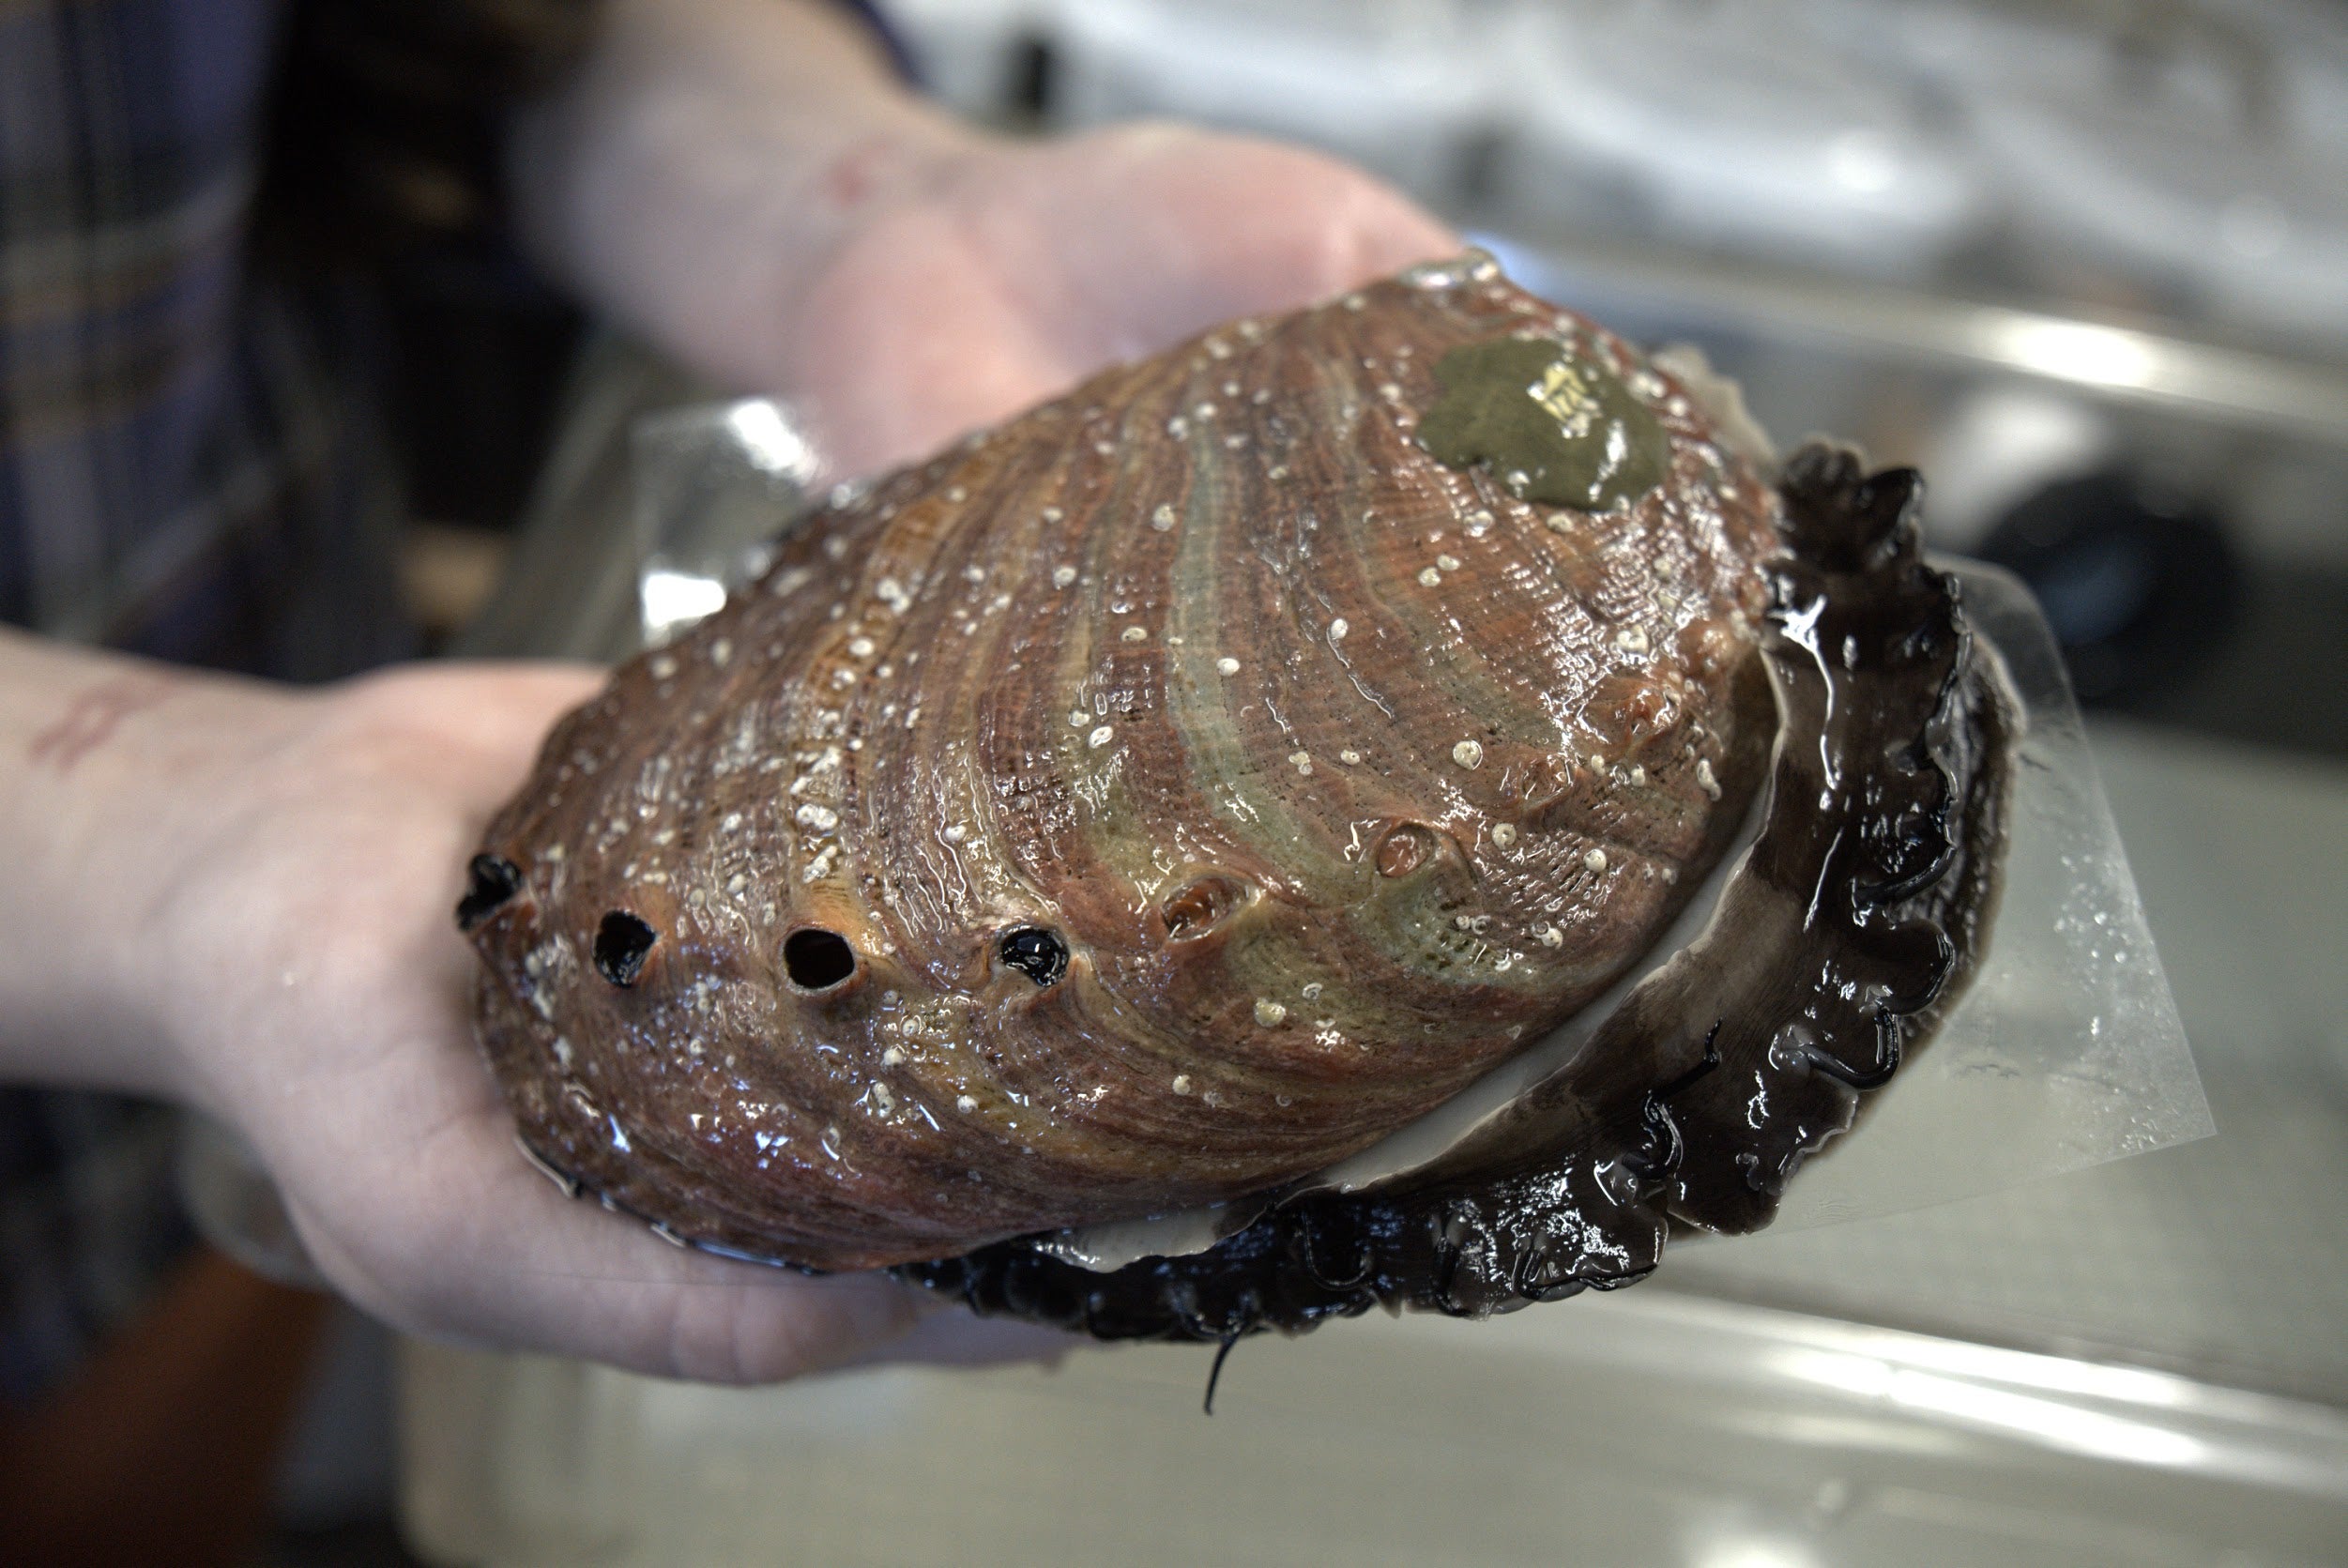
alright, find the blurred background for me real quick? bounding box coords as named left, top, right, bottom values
left=235, top=0, right=2348, bottom=1563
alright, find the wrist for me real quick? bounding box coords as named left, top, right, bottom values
left=509, top=0, right=999, bottom=393
left=0, top=631, right=310, bottom=1102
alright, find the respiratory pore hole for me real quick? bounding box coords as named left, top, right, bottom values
left=783, top=928, right=859, bottom=991
left=457, top=854, right=522, bottom=931
left=999, top=927, right=1069, bottom=987
left=593, top=911, right=657, bottom=987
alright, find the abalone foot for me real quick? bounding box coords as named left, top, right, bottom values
left=894, top=443, right=2016, bottom=1344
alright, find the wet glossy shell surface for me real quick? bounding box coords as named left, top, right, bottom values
left=464, top=258, right=1783, bottom=1271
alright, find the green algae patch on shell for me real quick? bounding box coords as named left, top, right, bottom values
left=1417, top=336, right=1670, bottom=510
left=462, top=254, right=1786, bottom=1274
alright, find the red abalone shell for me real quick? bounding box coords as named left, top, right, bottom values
left=462, top=254, right=1791, bottom=1271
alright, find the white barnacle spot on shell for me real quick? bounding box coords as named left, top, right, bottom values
left=795, top=802, right=840, bottom=831
left=1491, top=823, right=1518, bottom=847
left=875, top=578, right=910, bottom=614
left=870, top=1081, right=896, bottom=1113
left=942, top=824, right=967, bottom=843
left=1254, top=999, right=1288, bottom=1028
left=1627, top=764, right=1647, bottom=786
left=945, top=486, right=968, bottom=504
left=1436, top=554, right=1461, bottom=572
left=1584, top=847, right=1609, bottom=873
left=1121, top=625, right=1149, bottom=643
left=1417, top=566, right=1442, bottom=587
left=1042, top=506, right=1063, bottom=523
left=648, top=653, right=678, bottom=680
left=709, top=637, right=733, bottom=666
left=881, top=1045, right=905, bottom=1068
left=1615, top=625, right=1652, bottom=655
left=1288, top=751, right=1313, bottom=776
left=1338, top=748, right=1363, bottom=766
left=1343, top=292, right=1367, bottom=311
left=1301, top=982, right=1324, bottom=1001
left=1068, top=708, right=1090, bottom=727
left=1151, top=503, right=1176, bottom=532
left=1052, top=565, right=1077, bottom=588
left=956, top=1094, right=978, bottom=1114
left=1539, top=924, right=1564, bottom=948
left=1588, top=752, right=1608, bottom=772
left=1088, top=724, right=1115, bottom=749
left=1697, top=757, right=1722, bottom=799
left=1193, top=402, right=1216, bottom=420
left=1216, top=656, right=1242, bottom=676
left=1171, top=1073, right=1195, bottom=1096
left=1453, top=738, right=1486, bottom=769
left=846, top=635, right=876, bottom=659
left=1328, top=617, right=1349, bottom=641
left=1166, top=417, right=1188, bottom=437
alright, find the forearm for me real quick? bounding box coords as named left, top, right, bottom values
left=0, top=628, right=303, bottom=1097
left=508, top=0, right=990, bottom=393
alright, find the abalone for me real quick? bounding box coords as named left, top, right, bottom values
left=462, top=252, right=2008, bottom=1342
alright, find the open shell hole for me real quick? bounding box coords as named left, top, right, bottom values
left=997, top=927, right=1070, bottom=987
left=593, top=911, right=657, bottom=987
left=782, top=927, right=860, bottom=994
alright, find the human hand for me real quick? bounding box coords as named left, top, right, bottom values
left=770, top=122, right=1461, bottom=480
left=132, top=662, right=1065, bottom=1380
left=512, top=0, right=1456, bottom=483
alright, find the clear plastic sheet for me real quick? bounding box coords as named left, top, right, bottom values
left=630, top=399, right=2213, bottom=1245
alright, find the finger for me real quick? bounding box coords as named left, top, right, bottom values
left=289, top=1128, right=935, bottom=1384
left=846, top=1303, right=1081, bottom=1371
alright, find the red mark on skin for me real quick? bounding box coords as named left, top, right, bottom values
left=821, top=139, right=896, bottom=211
left=27, top=677, right=175, bottom=775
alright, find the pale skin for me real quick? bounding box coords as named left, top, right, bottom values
left=0, top=0, right=1455, bottom=1382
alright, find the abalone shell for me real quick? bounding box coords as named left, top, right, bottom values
left=463, top=254, right=1793, bottom=1272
